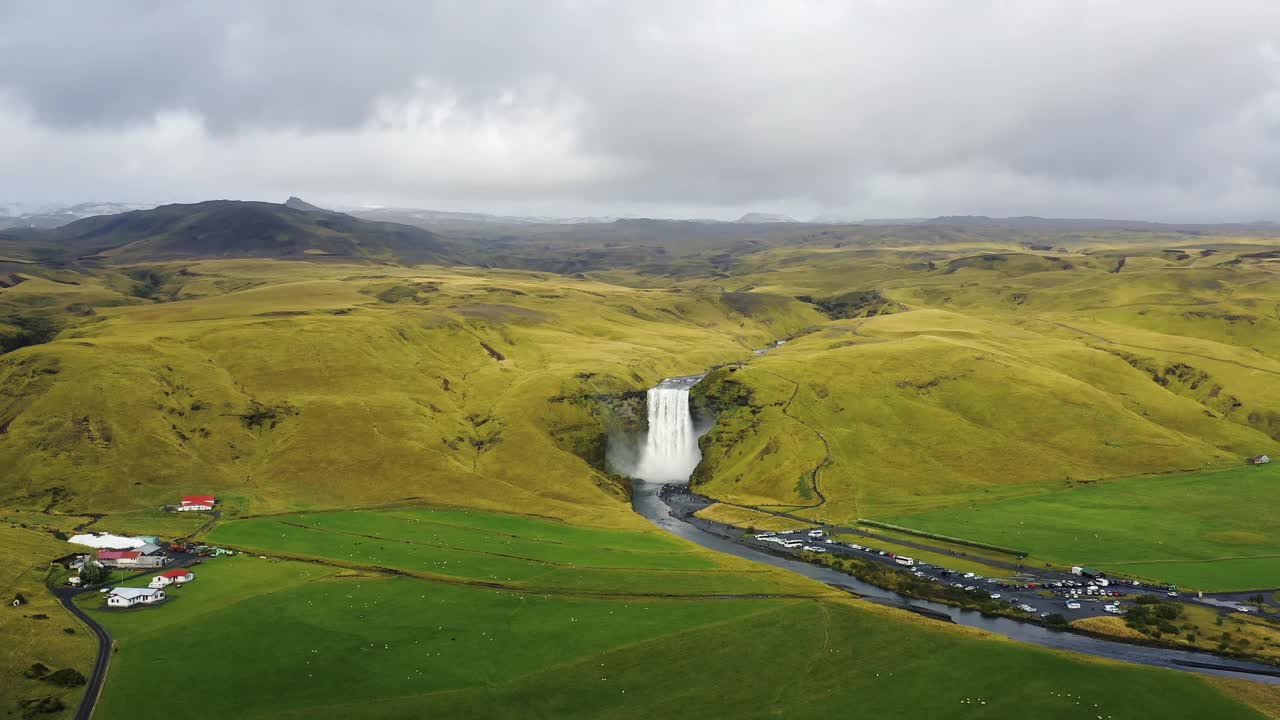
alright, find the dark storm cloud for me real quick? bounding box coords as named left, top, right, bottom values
left=1, top=1, right=1279, bottom=220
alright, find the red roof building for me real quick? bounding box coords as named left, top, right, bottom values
left=178, top=495, right=217, bottom=512
left=98, top=550, right=142, bottom=561
left=150, top=567, right=195, bottom=588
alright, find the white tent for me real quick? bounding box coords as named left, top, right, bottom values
left=68, top=533, right=148, bottom=550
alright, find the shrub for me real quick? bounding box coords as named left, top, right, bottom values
left=19, top=696, right=64, bottom=718
left=240, top=400, right=299, bottom=430
left=44, top=668, right=87, bottom=687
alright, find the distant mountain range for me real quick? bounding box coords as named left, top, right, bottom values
left=921, top=215, right=1280, bottom=233
left=0, top=202, right=158, bottom=230
left=344, top=205, right=622, bottom=229
left=5, top=197, right=1274, bottom=239
left=734, top=212, right=798, bottom=224
left=0, top=199, right=452, bottom=265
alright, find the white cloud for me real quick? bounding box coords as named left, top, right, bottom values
left=2, top=1, right=1280, bottom=220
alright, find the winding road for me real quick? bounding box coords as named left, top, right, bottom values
left=55, top=586, right=111, bottom=720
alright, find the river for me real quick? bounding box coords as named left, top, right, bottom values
left=625, top=375, right=1279, bottom=685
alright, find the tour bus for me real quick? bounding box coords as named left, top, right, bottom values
left=894, top=556, right=915, bottom=567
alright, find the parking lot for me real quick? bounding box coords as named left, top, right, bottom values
left=749, top=527, right=1203, bottom=622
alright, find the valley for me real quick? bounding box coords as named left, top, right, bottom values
left=2, top=203, right=1279, bottom=719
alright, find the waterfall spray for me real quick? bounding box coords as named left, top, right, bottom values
left=633, top=375, right=704, bottom=483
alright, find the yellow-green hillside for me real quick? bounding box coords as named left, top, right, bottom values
left=0, top=259, right=820, bottom=525
left=689, top=241, right=1280, bottom=588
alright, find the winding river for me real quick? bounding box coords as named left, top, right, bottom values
left=627, top=376, right=1280, bottom=685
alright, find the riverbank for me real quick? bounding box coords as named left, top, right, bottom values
left=636, top=481, right=1280, bottom=684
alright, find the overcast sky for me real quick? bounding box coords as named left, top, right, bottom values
left=2, top=1, right=1280, bottom=221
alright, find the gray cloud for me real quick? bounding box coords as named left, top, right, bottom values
left=2, top=0, right=1279, bottom=220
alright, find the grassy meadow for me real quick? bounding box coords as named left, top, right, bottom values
left=85, top=538, right=1275, bottom=720
left=885, top=463, right=1280, bottom=590
left=0, top=526, right=94, bottom=719
left=207, top=508, right=819, bottom=597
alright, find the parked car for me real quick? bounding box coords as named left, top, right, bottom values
left=989, top=593, right=1001, bottom=599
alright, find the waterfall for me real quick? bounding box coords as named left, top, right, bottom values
left=633, top=376, right=704, bottom=483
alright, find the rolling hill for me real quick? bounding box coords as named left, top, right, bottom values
left=0, top=200, right=455, bottom=266
left=3, top=215, right=1280, bottom=717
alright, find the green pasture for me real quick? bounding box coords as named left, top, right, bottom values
left=886, top=464, right=1280, bottom=590
left=86, top=555, right=1270, bottom=720
left=207, top=508, right=811, bottom=596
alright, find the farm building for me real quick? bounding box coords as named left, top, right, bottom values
left=107, top=587, right=166, bottom=608
left=150, top=569, right=194, bottom=588
left=177, top=495, right=217, bottom=511
left=98, top=548, right=169, bottom=569
left=1248, top=454, right=1271, bottom=465
left=68, top=532, right=149, bottom=550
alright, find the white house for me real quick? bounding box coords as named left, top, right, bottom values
left=1249, top=454, right=1271, bottom=465
left=106, top=587, right=166, bottom=608
left=150, top=569, right=195, bottom=588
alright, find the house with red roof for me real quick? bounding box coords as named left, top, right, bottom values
left=98, top=548, right=168, bottom=569
left=149, top=568, right=195, bottom=588
left=98, top=549, right=142, bottom=567
left=177, top=495, right=217, bottom=512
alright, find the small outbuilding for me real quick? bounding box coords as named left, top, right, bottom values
left=1248, top=454, right=1271, bottom=465
left=149, top=569, right=194, bottom=588
left=106, top=587, right=166, bottom=608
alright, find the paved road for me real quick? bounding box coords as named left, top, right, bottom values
left=54, top=587, right=111, bottom=720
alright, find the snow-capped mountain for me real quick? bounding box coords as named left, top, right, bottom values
left=0, top=202, right=158, bottom=230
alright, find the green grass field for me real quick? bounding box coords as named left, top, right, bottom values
left=884, top=464, right=1280, bottom=590
left=85, top=550, right=1272, bottom=720
left=207, top=508, right=816, bottom=597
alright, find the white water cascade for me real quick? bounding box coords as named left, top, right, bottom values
left=633, top=375, right=705, bottom=483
